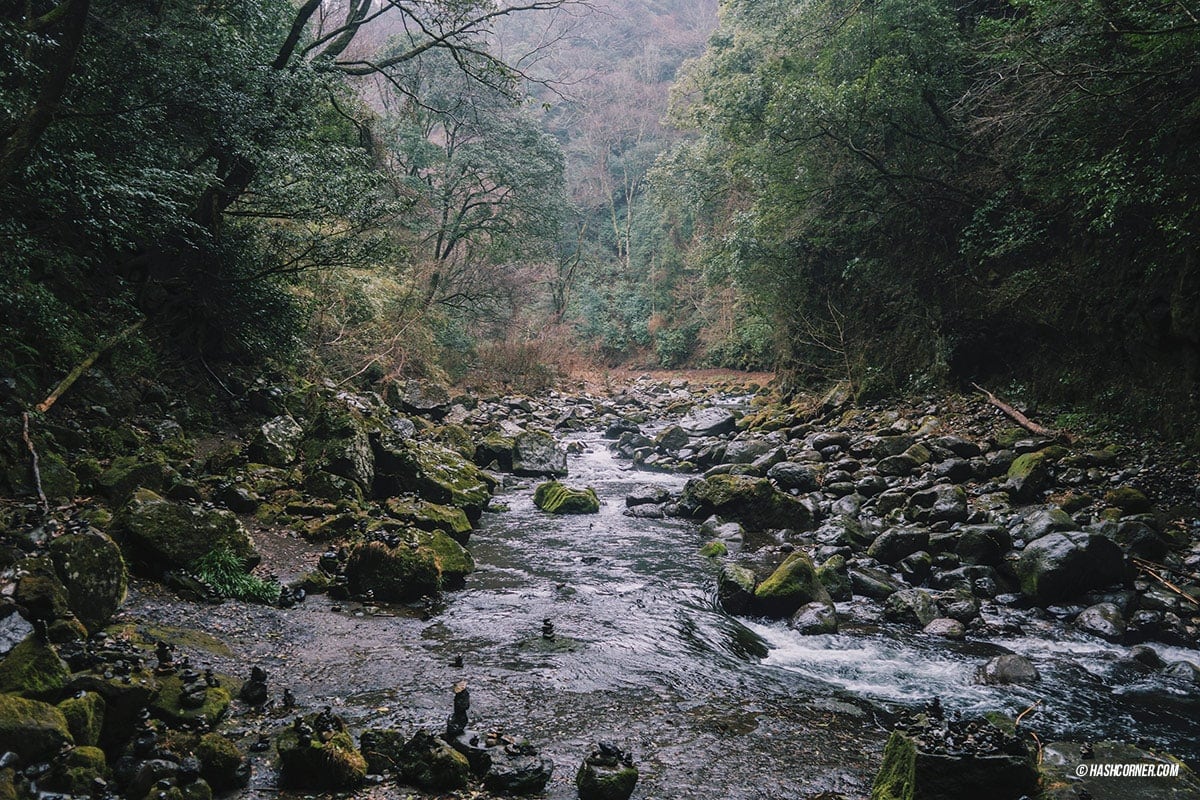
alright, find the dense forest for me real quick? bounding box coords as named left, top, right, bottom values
left=2, top=0, right=1198, bottom=429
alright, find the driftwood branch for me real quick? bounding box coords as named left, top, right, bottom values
left=1132, top=557, right=1200, bottom=607
left=21, top=412, right=50, bottom=513
left=972, top=383, right=1068, bottom=442
left=36, top=319, right=144, bottom=414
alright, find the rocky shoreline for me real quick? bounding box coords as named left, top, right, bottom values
left=2, top=374, right=1200, bottom=799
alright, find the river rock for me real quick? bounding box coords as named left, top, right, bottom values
left=483, top=744, right=554, bottom=795
left=908, top=484, right=967, bottom=524
left=752, top=551, right=831, bottom=618
left=533, top=481, right=600, bottom=514
left=1004, top=448, right=1056, bottom=501
left=0, top=635, right=71, bottom=699
left=816, top=555, right=852, bottom=601
left=374, top=436, right=494, bottom=522
left=576, top=742, right=638, bottom=800
left=117, top=489, right=259, bottom=572
left=512, top=430, right=568, bottom=477
left=390, top=379, right=452, bottom=419
left=393, top=731, right=470, bottom=792
left=48, top=529, right=127, bottom=632
left=680, top=474, right=811, bottom=531
left=383, top=496, right=473, bottom=545
left=923, top=617, right=966, bottom=639
left=1075, top=602, right=1126, bottom=642
left=1039, top=740, right=1200, bottom=800
left=766, top=461, right=820, bottom=492
left=867, top=527, right=931, bottom=565
left=717, top=564, right=757, bottom=615
left=883, top=588, right=938, bottom=627
left=1015, top=531, right=1125, bottom=605
left=680, top=407, right=737, bottom=437
left=976, top=653, right=1040, bottom=685
left=791, top=601, right=838, bottom=634
left=653, top=425, right=689, bottom=452
left=246, top=414, right=304, bottom=467
left=196, top=732, right=250, bottom=791
left=955, top=525, right=1011, bottom=567
left=850, top=566, right=903, bottom=599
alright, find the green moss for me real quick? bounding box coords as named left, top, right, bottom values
left=345, top=540, right=442, bottom=602
left=415, top=529, right=474, bottom=586
left=0, top=693, right=73, bottom=762
left=197, top=732, right=248, bottom=791
left=681, top=474, right=811, bottom=531
left=42, top=745, right=107, bottom=794
left=576, top=760, right=639, bottom=800
left=384, top=496, right=473, bottom=542
left=699, top=540, right=728, bottom=558
left=118, top=489, right=258, bottom=571
left=753, top=551, right=831, bottom=619
left=533, top=481, right=600, bottom=514
left=150, top=675, right=231, bottom=725
left=392, top=731, right=471, bottom=792
left=14, top=559, right=71, bottom=621
left=97, top=455, right=164, bottom=502
left=0, top=635, right=72, bottom=699
left=0, top=767, right=14, bottom=800
left=870, top=730, right=916, bottom=800
left=57, top=691, right=105, bottom=746
left=73, top=457, right=103, bottom=489
left=39, top=451, right=77, bottom=501
left=277, top=726, right=367, bottom=791
left=1104, top=486, right=1151, bottom=514
left=49, top=531, right=128, bottom=632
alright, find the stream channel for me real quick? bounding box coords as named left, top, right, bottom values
left=126, top=400, right=1200, bottom=799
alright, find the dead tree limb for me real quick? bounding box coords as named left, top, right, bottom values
left=1132, top=557, right=1200, bottom=607
left=972, top=383, right=1069, bottom=442
left=21, top=411, right=50, bottom=513
left=35, top=319, right=144, bottom=414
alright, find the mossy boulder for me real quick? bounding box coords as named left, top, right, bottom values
left=0, top=767, right=14, bottom=800
left=277, top=717, right=367, bottom=791
left=67, top=668, right=159, bottom=748
left=0, top=693, right=73, bottom=762
left=717, top=563, right=758, bottom=615
left=196, top=732, right=250, bottom=791
left=304, top=470, right=364, bottom=503
left=345, top=540, right=442, bottom=602
left=39, top=451, right=78, bottom=501
left=816, top=555, right=853, bottom=602
left=246, top=415, right=304, bottom=467
left=680, top=474, right=811, bottom=531
left=57, top=691, right=105, bottom=746
left=384, top=496, right=473, bottom=544
left=393, top=731, right=471, bottom=792
left=752, top=551, right=832, bottom=618
left=0, top=635, right=71, bottom=699
left=42, top=745, right=107, bottom=794
left=533, top=481, right=599, bottom=514
left=576, top=754, right=638, bottom=800
left=117, top=489, right=259, bottom=572
left=374, top=436, right=493, bottom=522
left=1015, top=531, right=1126, bottom=605
left=414, top=529, right=474, bottom=588
left=512, top=430, right=568, bottom=477
left=1004, top=449, right=1056, bottom=501
left=475, top=433, right=515, bottom=471
left=49, top=530, right=127, bottom=632
left=13, top=558, right=72, bottom=622
left=96, top=455, right=165, bottom=503
left=870, top=727, right=1038, bottom=800
left=150, top=675, right=231, bottom=725
left=699, top=540, right=728, bottom=558
left=1104, top=486, right=1152, bottom=515
left=359, top=727, right=408, bottom=775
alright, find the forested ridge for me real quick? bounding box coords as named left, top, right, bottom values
left=2, top=0, right=1199, bottom=432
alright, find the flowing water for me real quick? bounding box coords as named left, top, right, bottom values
left=127, top=415, right=1200, bottom=798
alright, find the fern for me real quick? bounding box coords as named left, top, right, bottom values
left=191, top=546, right=281, bottom=604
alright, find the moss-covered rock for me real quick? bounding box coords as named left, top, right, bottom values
left=13, top=557, right=71, bottom=622
left=752, top=551, right=831, bottom=618
left=42, top=744, right=107, bottom=794
left=301, top=402, right=376, bottom=490
left=276, top=719, right=366, bottom=791
left=699, top=540, right=728, bottom=558
left=1004, top=449, right=1056, bottom=501
left=393, top=731, right=471, bottom=792
left=871, top=729, right=916, bottom=800
left=384, top=496, right=473, bottom=544
left=1104, top=486, right=1152, bottom=515
left=67, top=668, right=159, bottom=749
left=96, top=455, right=165, bottom=503
left=49, top=530, right=127, bottom=632
left=1015, top=531, right=1126, bottom=605
left=816, top=555, right=853, bottom=601
left=246, top=415, right=304, bottom=468
left=359, top=727, right=408, bottom=775
left=117, top=489, right=259, bottom=572
left=0, top=693, right=73, bottom=762
left=680, top=474, right=811, bottom=531
left=374, top=435, right=493, bottom=522
left=0, top=635, right=71, bottom=699
left=196, top=732, right=250, bottom=791
left=39, top=451, right=78, bottom=501
left=474, top=433, right=515, bottom=471
left=57, top=691, right=105, bottom=746
left=345, top=540, right=442, bottom=602
left=150, top=675, right=231, bottom=725
left=576, top=753, right=638, bottom=800
left=533, top=481, right=600, bottom=514
left=0, top=767, right=14, bottom=800
left=870, top=727, right=1038, bottom=800
left=414, top=529, right=474, bottom=587
left=716, top=563, right=758, bottom=615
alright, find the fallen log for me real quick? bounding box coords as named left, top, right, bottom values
left=36, top=318, right=143, bottom=414
left=972, top=383, right=1070, bottom=443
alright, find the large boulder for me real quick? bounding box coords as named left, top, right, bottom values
left=716, top=564, right=758, bottom=615
left=117, top=489, right=259, bottom=572
left=512, top=430, right=568, bottom=477
left=344, top=539, right=443, bottom=602
left=374, top=436, right=493, bottom=523
left=868, top=527, right=931, bottom=565
left=0, top=693, right=73, bottom=762
left=576, top=743, right=638, bottom=800
left=0, top=635, right=71, bottom=699
left=389, top=379, right=452, bottom=419
left=1004, top=448, right=1056, bottom=501
left=883, top=589, right=938, bottom=627
left=49, top=529, right=127, bottom=632
left=196, top=732, right=250, bottom=792
left=383, top=496, right=473, bottom=545
left=680, top=474, right=811, bottom=531
left=1074, top=602, right=1126, bottom=642
left=277, top=713, right=366, bottom=791
left=870, top=725, right=1038, bottom=800
left=57, top=691, right=104, bottom=747
left=679, top=407, right=737, bottom=437
left=976, top=654, right=1040, bottom=685
left=1015, top=531, right=1125, bottom=605
left=752, top=552, right=831, bottom=618
left=392, top=731, right=471, bottom=792
left=246, top=415, right=304, bottom=467
left=533, top=481, right=599, bottom=514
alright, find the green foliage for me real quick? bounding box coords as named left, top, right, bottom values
left=190, top=547, right=280, bottom=605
